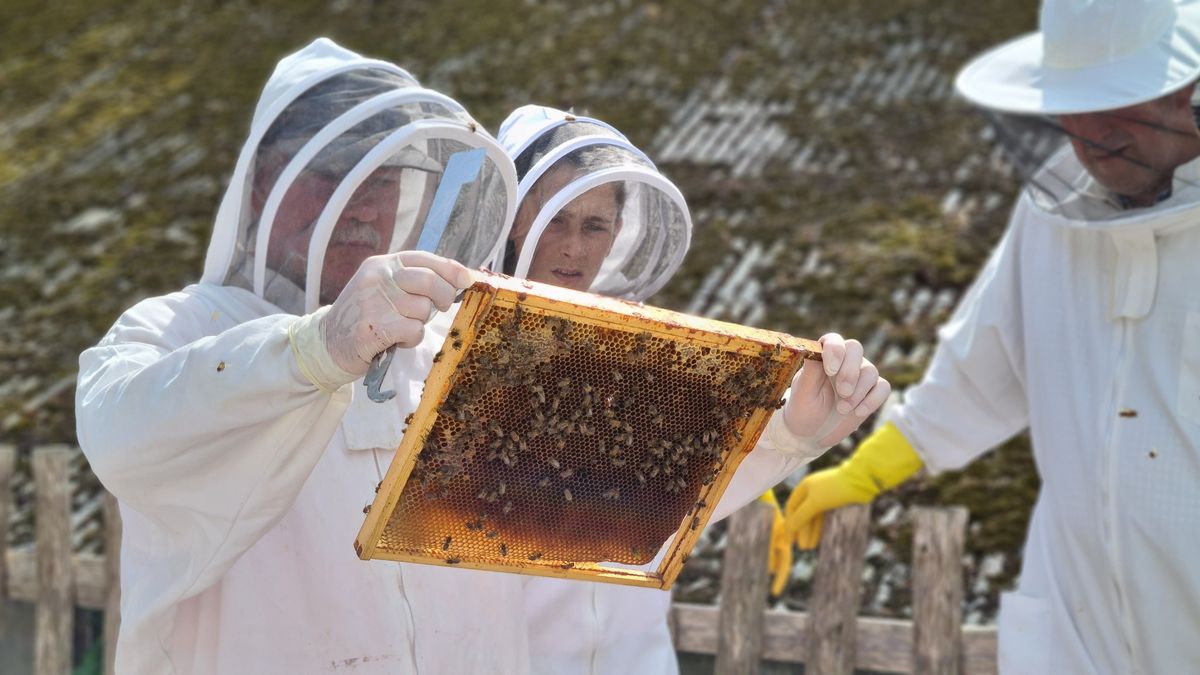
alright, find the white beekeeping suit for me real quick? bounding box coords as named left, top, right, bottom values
left=497, top=105, right=832, bottom=675
left=76, top=38, right=528, bottom=674
left=888, top=0, right=1200, bottom=672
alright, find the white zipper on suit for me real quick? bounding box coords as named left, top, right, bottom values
left=1104, top=317, right=1142, bottom=672
left=1102, top=228, right=1158, bottom=673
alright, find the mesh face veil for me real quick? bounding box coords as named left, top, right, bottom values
left=211, top=42, right=516, bottom=314
left=980, top=91, right=1200, bottom=225
left=497, top=107, right=692, bottom=301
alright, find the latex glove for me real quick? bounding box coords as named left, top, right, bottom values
left=784, top=421, right=922, bottom=549
left=779, top=333, right=891, bottom=448
left=288, top=251, right=472, bottom=391
left=758, top=489, right=793, bottom=597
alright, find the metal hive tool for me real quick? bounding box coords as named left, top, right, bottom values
left=355, top=271, right=822, bottom=589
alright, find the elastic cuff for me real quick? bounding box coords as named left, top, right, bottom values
left=287, top=307, right=356, bottom=392
left=762, top=411, right=824, bottom=460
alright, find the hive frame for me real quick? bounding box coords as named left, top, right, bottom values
left=355, top=272, right=820, bottom=588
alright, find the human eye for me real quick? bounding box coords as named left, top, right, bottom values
left=584, top=218, right=612, bottom=234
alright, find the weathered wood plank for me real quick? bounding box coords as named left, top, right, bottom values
left=806, top=503, right=871, bottom=675
left=34, top=445, right=73, bottom=675
left=673, top=603, right=997, bottom=674
left=912, top=507, right=969, bottom=675
left=104, top=493, right=121, bottom=675
left=5, top=550, right=106, bottom=610
left=715, top=501, right=774, bottom=675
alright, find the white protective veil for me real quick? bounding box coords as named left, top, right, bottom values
left=496, top=105, right=692, bottom=301
left=203, top=38, right=516, bottom=315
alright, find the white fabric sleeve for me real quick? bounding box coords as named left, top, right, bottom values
left=707, top=402, right=828, bottom=523
left=75, top=291, right=352, bottom=594
left=890, top=212, right=1030, bottom=474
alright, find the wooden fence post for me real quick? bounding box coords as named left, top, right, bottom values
left=912, top=507, right=969, bottom=675
left=0, top=444, right=15, bottom=635
left=33, top=445, right=73, bottom=675
left=103, top=492, right=121, bottom=675
left=715, top=500, right=775, bottom=675
left=805, top=503, right=871, bottom=675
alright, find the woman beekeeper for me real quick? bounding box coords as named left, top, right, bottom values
left=495, top=105, right=891, bottom=674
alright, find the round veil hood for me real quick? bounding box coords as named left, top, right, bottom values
left=202, top=38, right=517, bottom=314
left=496, top=105, right=692, bottom=302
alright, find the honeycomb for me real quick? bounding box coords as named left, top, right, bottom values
left=355, top=271, right=821, bottom=588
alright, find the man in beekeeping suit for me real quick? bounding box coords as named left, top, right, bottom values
left=495, top=105, right=891, bottom=674
left=784, top=0, right=1200, bottom=672
left=75, top=38, right=530, bottom=673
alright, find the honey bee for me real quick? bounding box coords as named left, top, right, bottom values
left=433, top=351, right=444, bottom=363
left=559, top=468, right=575, bottom=480
left=690, top=516, right=701, bottom=530
left=549, top=457, right=562, bottom=470
left=405, top=413, right=415, bottom=425
left=446, top=557, right=462, bottom=565
left=442, top=536, right=452, bottom=551
left=538, top=476, right=552, bottom=488
left=560, top=562, right=575, bottom=570
left=602, top=488, right=620, bottom=501
left=452, top=339, right=463, bottom=350
left=486, top=530, right=499, bottom=539
left=503, top=501, right=515, bottom=514
left=563, top=488, right=574, bottom=502
left=450, top=328, right=461, bottom=339
left=500, top=543, right=508, bottom=556
left=528, top=551, right=543, bottom=561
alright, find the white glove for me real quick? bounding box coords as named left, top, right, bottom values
left=776, top=333, right=891, bottom=449
left=288, top=251, right=473, bottom=391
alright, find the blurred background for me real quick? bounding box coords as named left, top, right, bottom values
left=0, top=0, right=1040, bottom=670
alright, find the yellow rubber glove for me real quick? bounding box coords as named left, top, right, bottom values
left=783, top=422, right=923, bottom=550
left=758, top=489, right=793, bottom=597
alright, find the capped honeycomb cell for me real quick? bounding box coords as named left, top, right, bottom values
left=355, top=271, right=821, bottom=588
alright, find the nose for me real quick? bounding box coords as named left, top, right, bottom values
left=342, top=190, right=380, bottom=223
left=558, top=229, right=586, bottom=259
left=1061, top=112, right=1117, bottom=148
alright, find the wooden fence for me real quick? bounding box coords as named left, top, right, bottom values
left=1, top=444, right=996, bottom=674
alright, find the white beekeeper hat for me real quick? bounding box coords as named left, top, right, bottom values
left=955, top=0, right=1200, bottom=115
